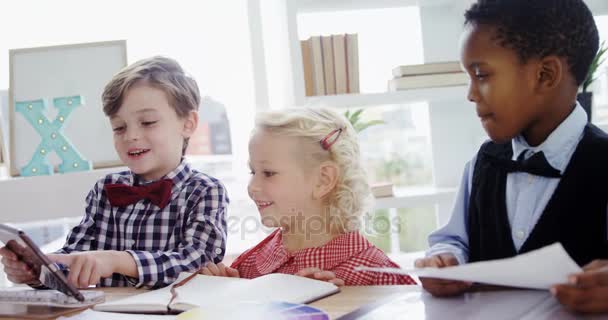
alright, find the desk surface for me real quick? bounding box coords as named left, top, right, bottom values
left=4, top=285, right=606, bottom=320
left=85, top=285, right=409, bottom=319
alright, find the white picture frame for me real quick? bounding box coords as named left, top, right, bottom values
left=8, top=40, right=127, bottom=176
left=0, top=90, right=8, bottom=165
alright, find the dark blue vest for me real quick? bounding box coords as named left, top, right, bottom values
left=468, top=124, right=608, bottom=266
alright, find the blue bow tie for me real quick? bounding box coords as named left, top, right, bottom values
left=485, top=150, right=562, bottom=178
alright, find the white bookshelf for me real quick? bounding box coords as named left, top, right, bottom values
left=249, top=0, right=608, bottom=217
left=296, top=0, right=458, bottom=13
left=249, top=0, right=477, bottom=220
left=373, top=187, right=457, bottom=210
left=0, top=154, right=235, bottom=224
left=251, top=0, right=471, bottom=109
left=185, top=154, right=233, bottom=164
left=245, top=0, right=479, bottom=257
left=0, top=167, right=121, bottom=223
left=303, top=86, right=467, bottom=109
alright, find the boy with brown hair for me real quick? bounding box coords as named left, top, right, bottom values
left=0, top=56, right=228, bottom=289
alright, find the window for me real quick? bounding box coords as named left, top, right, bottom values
left=355, top=103, right=433, bottom=188
left=592, top=15, right=608, bottom=124
left=366, top=206, right=437, bottom=254
left=297, top=6, right=437, bottom=255
left=0, top=1, right=259, bottom=259
left=357, top=103, right=437, bottom=254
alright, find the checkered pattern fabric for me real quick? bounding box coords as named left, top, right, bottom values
left=232, top=229, right=417, bottom=286
left=58, top=161, right=228, bottom=288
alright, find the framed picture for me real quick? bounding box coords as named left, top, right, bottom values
left=8, top=40, right=127, bottom=176
left=0, top=90, right=8, bottom=165
left=185, top=96, right=233, bottom=156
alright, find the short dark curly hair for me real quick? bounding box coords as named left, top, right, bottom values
left=464, top=0, right=599, bottom=86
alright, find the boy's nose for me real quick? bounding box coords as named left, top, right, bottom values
left=124, top=128, right=140, bottom=141
left=467, top=83, right=480, bottom=103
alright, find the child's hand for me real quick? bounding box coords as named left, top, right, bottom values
left=0, top=246, right=38, bottom=285
left=47, top=251, right=118, bottom=288
left=199, top=262, right=240, bottom=278
left=414, top=254, right=471, bottom=297
left=295, top=267, right=345, bottom=286
left=551, top=259, right=608, bottom=313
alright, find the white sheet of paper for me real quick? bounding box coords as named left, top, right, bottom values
left=357, top=243, right=582, bottom=289
left=58, top=309, right=175, bottom=320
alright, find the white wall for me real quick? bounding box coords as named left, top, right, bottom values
left=0, top=167, right=120, bottom=223
left=419, top=3, right=485, bottom=224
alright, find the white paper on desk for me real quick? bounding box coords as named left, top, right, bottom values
left=357, top=243, right=582, bottom=290
left=58, top=309, right=175, bottom=320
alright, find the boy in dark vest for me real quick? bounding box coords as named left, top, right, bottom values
left=415, top=0, right=608, bottom=310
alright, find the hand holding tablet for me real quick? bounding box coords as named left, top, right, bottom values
left=0, top=224, right=84, bottom=302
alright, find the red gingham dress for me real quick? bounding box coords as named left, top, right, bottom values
left=230, top=229, right=417, bottom=286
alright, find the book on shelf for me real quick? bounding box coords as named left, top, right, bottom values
left=309, top=36, right=325, bottom=96
left=93, top=272, right=339, bottom=314
left=301, top=33, right=359, bottom=96
left=345, top=33, right=360, bottom=94
left=321, top=35, right=336, bottom=95
left=332, top=34, right=348, bottom=94
left=371, top=182, right=394, bottom=198
left=300, top=39, right=314, bottom=97
left=392, top=61, right=462, bottom=78
left=388, top=72, right=469, bottom=91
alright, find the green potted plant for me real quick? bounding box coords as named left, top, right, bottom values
left=344, top=109, right=393, bottom=197
left=578, top=41, right=607, bottom=122
left=344, top=109, right=384, bottom=133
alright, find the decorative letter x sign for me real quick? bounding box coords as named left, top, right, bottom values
left=15, top=96, right=91, bottom=176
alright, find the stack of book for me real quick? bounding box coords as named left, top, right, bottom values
left=388, top=61, right=468, bottom=91
left=370, top=182, right=394, bottom=198
left=301, top=34, right=360, bottom=96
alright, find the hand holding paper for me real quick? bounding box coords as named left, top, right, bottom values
left=357, top=243, right=582, bottom=290
left=414, top=253, right=472, bottom=296
left=551, top=259, right=608, bottom=313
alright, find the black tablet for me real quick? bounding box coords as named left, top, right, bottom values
left=0, top=224, right=84, bottom=302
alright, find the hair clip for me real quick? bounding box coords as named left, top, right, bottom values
left=320, top=128, right=343, bottom=150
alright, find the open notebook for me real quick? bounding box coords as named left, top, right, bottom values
left=94, top=273, right=339, bottom=314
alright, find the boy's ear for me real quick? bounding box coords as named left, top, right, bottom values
left=535, top=56, right=564, bottom=91
left=312, top=162, right=339, bottom=200
left=182, top=111, right=199, bottom=138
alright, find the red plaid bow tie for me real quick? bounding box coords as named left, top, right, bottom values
left=104, top=179, right=173, bottom=209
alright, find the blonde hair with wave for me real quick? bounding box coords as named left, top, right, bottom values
left=254, top=107, right=372, bottom=233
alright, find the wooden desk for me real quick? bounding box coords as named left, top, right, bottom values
left=7, top=285, right=597, bottom=320
left=53, top=285, right=414, bottom=320
left=310, top=285, right=413, bottom=319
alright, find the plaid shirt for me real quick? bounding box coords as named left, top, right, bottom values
left=231, top=229, right=417, bottom=286
left=58, top=161, right=228, bottom=288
